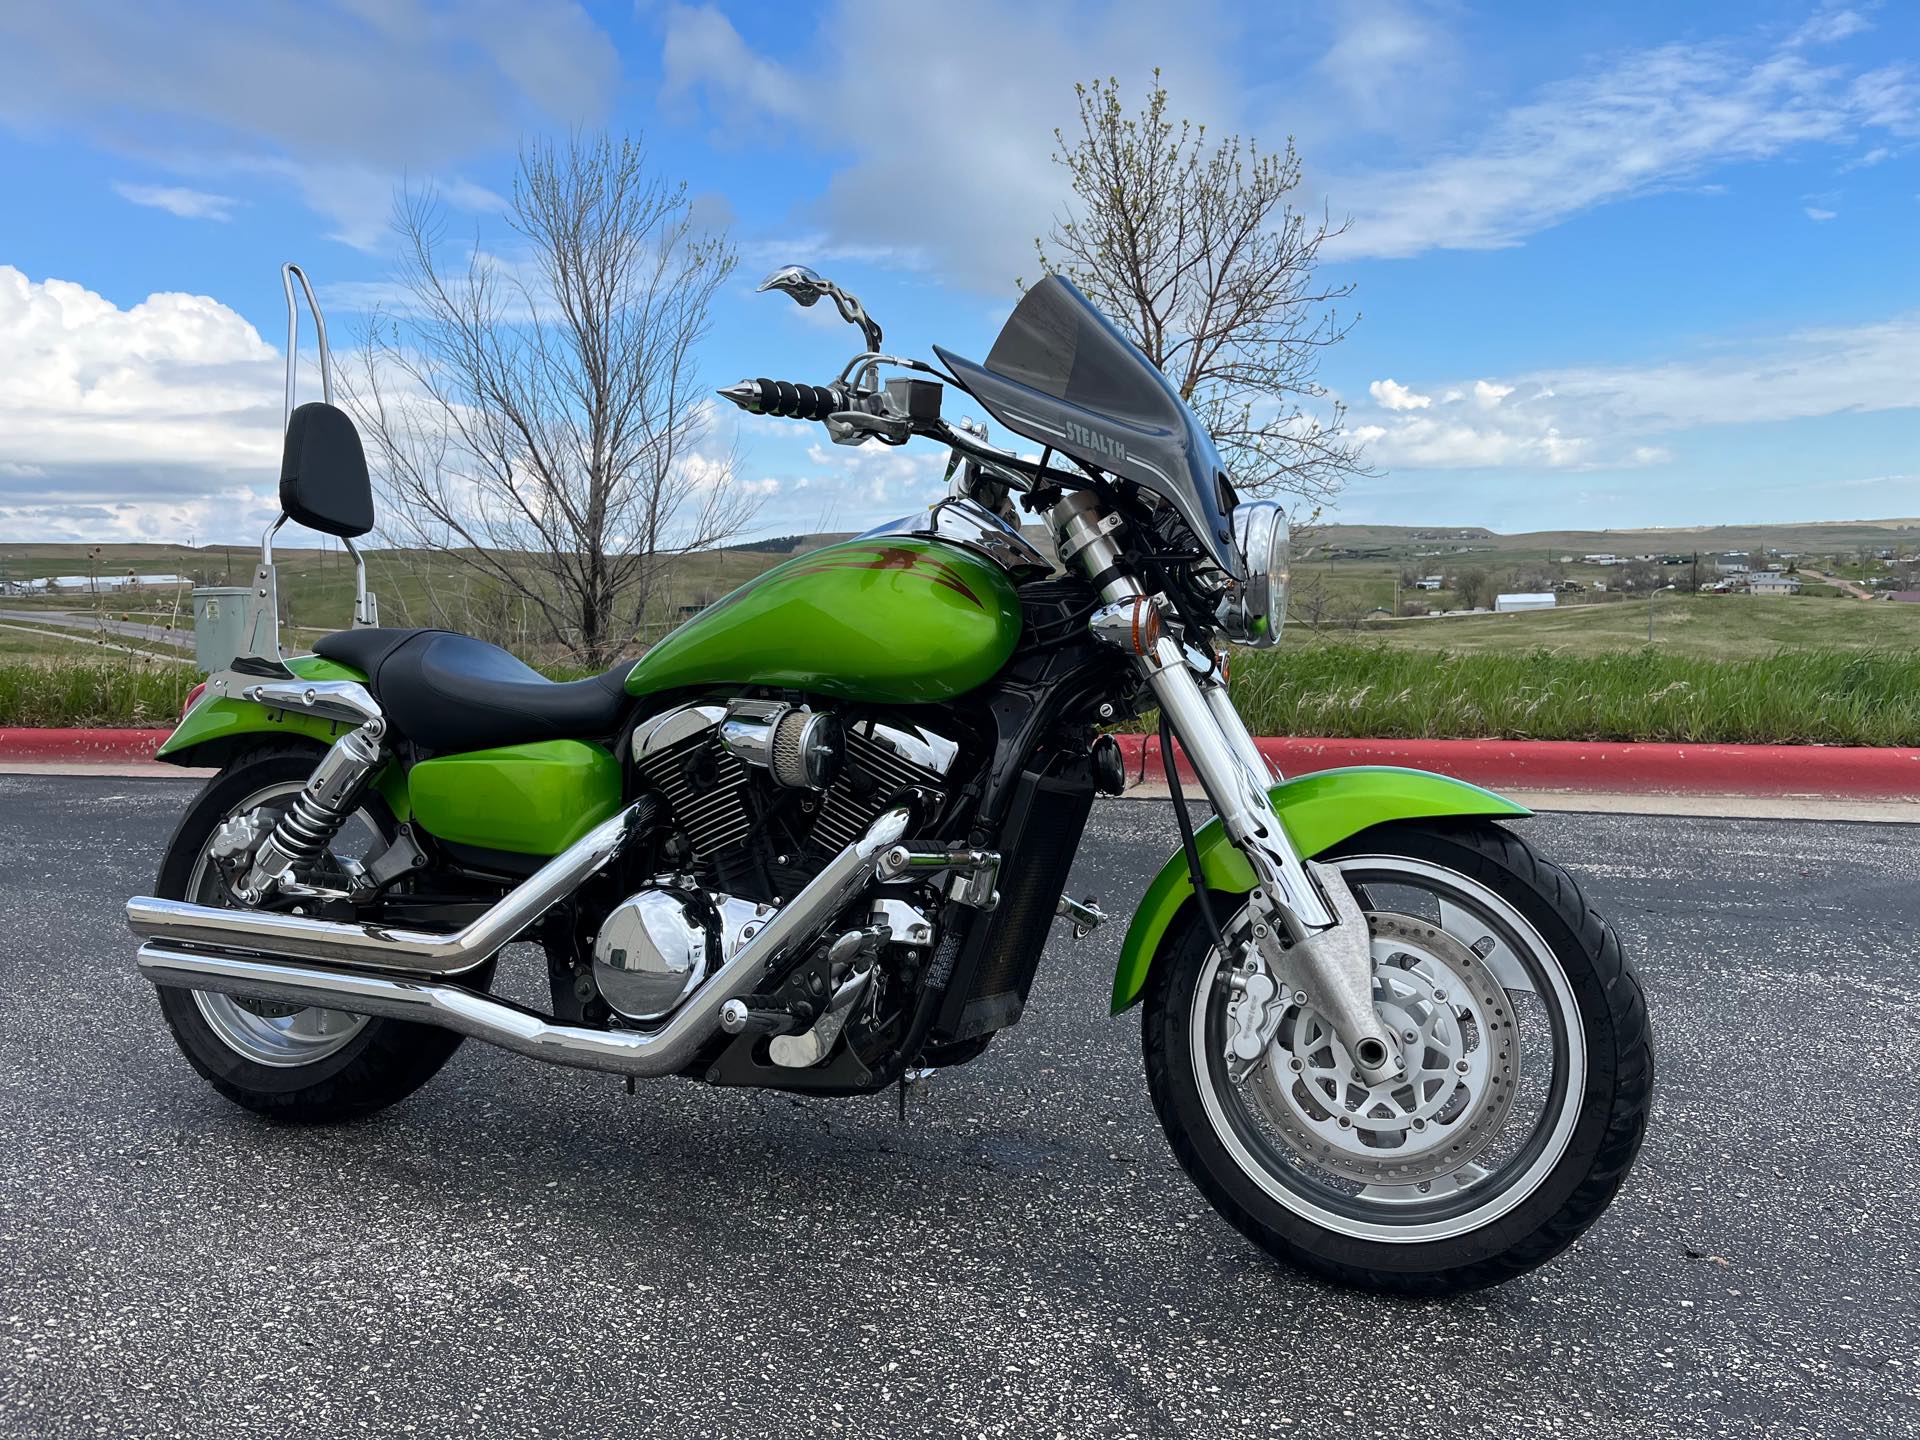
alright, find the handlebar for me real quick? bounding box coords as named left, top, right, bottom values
left=717, top=378, right=846, bottom=422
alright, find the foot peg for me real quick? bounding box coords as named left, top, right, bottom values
left=1055, top=893, right=1107, bottom=938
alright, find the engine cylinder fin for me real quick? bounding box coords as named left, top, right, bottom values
left=810, top=724, right=948, bottom=855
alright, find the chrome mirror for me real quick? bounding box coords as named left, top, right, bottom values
left=756, top=264, right=883, bottom=354
left=758, top=264, right=829, bottom=307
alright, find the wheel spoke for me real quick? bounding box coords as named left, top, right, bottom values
left=1438, top=897, right=1536, bottom=994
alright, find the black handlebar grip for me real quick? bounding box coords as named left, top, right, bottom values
left=752, top=378, right=840, bottom=421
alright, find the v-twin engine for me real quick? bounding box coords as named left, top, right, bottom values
left=593, top=699, right=961, bottom=1027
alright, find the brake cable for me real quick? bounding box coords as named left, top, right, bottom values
left=1160, top=714, right=1228, bottom=962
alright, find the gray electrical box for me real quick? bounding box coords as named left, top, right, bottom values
left=191, top=586, right=253, bottom=674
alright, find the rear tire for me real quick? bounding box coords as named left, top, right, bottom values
left=1142, top=818, right=1653, bottom=1294
left=152, top=747, right=487, bottom=1124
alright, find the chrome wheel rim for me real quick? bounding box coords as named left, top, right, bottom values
left=1190, top=855, right=1587, bottom=1243
left=186, top=781, right=372, bottom=1068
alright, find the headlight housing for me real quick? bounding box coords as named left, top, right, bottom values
left=1217, top=500, right=1288, bottom=647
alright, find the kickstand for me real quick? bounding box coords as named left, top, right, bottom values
left=897, top=1065, right=934, bottom=1124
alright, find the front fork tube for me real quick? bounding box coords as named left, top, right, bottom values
left=1051, top=485, right=1402, bottom=1084
left=1142, top=639, right=1403, bottom=1084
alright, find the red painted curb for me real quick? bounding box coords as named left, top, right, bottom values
left=0, top=728, right=171, bottom=762
left=6, top=728, right=1919, bottom=800
left=1112, top=734, right=1920, bottom=799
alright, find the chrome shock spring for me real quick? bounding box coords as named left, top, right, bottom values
left=264, top=787, right=356, bottom=868
left=241, top=721, right=386, bottom=900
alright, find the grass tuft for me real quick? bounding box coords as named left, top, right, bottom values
left=0, top=657, right=198, bottom=728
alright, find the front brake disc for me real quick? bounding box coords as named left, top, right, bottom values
left=1246, top=912, right=1518, bottom=1186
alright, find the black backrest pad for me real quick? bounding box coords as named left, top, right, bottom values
left=280, top=401, right=374, bottom=538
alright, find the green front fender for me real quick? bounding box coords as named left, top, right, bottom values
left=1110, top=766, right=1530, bottom=1014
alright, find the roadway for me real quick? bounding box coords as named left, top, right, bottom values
left=0, top=608, right=194, bottom=651
left=0, top=774, right=1914, bottom=1438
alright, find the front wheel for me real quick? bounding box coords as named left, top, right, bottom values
left=1142, top=818, right=1652, bottom=1294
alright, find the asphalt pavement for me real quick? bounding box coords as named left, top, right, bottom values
left=0, top=774, right=1915, bottom=1438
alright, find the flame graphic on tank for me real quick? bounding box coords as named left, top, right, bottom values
left=784, top=545, right=984, bottom=609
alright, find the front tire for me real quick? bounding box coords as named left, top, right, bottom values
left=1142, top=818, right=1653, bottom=1294
left=152, top=747, right=485, bottom=1124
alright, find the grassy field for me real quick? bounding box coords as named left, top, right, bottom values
left=0, top=540, right=796, bottom=658
left=1223, top=645, right=1920, bottom=746
left=0, top=625, right=97, bottom=658
left=1305, top=592, right=1920, bottom=658
left=8, top=527, right=1920, bottom=741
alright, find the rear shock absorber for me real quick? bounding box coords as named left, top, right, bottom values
left=240, top=717, right=389, bottom=904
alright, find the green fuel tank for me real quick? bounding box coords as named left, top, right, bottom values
left=625, top=536, right=1023, bottom=705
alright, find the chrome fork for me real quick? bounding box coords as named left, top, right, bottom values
left=1053, top=491, right=1403, bottom=1084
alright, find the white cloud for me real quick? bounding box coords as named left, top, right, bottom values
left=1328, top=17, right=1918, bottom=259
left=658, top=0, right=1233, bottom=292
left=0, top=266, right=288, bottom=540
left=1788, top=8, right=1873, bottom=47
left=112, top=182, right=239, bottom=222
left=1368, top=378, right=1431, bottom=411
left=0, top=1, right=618, bottom=247
left=1355, top=310, right=1920, bottom=471
left=1804, top=205, right=1839, bottom=220
left=1313, top=1, right=1460, bottom=135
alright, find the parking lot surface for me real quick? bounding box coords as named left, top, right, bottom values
left=1, top=774, right=1915, bottom=1438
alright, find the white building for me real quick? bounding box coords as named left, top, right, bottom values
left=1414, top=576, right=1444, bottom=591
left=1495, top=592, right=1557, bottom=613
left=1748, top=573, right=1801, bottom=595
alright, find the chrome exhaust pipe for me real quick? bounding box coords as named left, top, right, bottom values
left=135, top=806, right=915, bottom=1079
left=127, top=804, right=646, bottom=976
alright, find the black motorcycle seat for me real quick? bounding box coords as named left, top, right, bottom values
left=312, top=628, right=636, bottom=753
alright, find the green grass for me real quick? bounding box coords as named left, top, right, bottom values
left=1300, top=593, right=1920, bottom=659
left=7, top=640, right=1919, bottom=745
left=1224, top=645, right=1920, bottom=746
left=0, top=625, right=97, bottom=657
left=0, top=656, right=197, bottom=728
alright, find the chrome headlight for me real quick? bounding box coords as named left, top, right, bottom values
left=1217, top=501, right=1288, bottom=647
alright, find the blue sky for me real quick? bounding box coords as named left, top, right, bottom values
left=0, top=0, right=1914, bottom=545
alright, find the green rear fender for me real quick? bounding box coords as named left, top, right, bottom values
left=154, top=654, right=411, bottom=818
left=1110, top=766, right=1531, bottom=1015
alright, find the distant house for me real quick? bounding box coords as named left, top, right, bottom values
left=1582, top=553, right=1620, bottom=565
left=1748, top=573, right=1801, bottom=595
left=1717, top=560, right=1750, bottom=576
left=1495, top=593, right=1556, bottom=612
left=1414, top=576, right=1444, bottom=591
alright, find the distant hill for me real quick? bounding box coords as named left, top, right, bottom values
left=1307, top=518, right=1920, bottom=559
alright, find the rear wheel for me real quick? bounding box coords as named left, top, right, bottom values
left=152, top=747, right=486, bottom=1123
left=1142, top=819, right=1652, bottom=1294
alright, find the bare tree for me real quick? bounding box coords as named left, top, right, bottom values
left=1451, top=568, right=1490, bottom=609
left=1035, top=73, right=1367, bottom=517
left=349, top=135, right=755, bottom=666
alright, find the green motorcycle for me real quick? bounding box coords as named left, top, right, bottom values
left=128, top=263, right=1651, bottom=1294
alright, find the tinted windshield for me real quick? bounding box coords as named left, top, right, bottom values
left=935, top=276, right=1239, bottom=576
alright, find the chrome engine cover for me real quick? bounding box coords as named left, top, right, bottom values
left=592, top=884, right=774, bottom=1022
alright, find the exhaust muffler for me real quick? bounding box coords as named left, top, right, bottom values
left=127, top=804, right=647, bottom=976
left=132, top=805, right=914, bottom=1079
